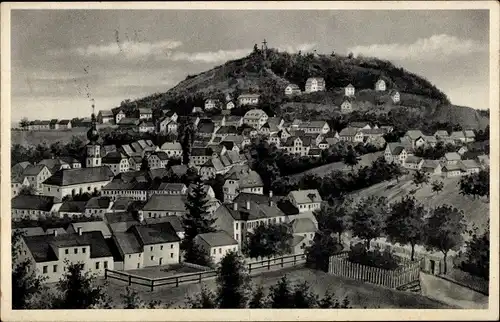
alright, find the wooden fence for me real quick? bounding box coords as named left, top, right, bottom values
left=328, top=252, right=421, bottom=289
left=105, top=253, right=306, bottom=291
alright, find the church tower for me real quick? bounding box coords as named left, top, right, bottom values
left=86, top=104, right=101, bottom=168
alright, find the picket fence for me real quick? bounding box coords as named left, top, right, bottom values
left=105, top=253, right=306, bottom=291
left=328, top=252, right=421, bottom=289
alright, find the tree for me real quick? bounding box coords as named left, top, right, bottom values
left=350, top=196, right=389, bottom=249
left=178, top=121, right=194, bottom=165
left=385, top=196, right=426, bottom=261
left=343, top=147, right=359, bottom=171
left=183, top=240, right=214, bottom=267
left=267, top=275, right=293, bottom=308
left=431, top=180, right=444, bottom=195
left=55, top=261, right=110, bottom=309
left=216, top=252, right=251, bottom=308
left=12, top=230, right=47, bottom=309
left=19, top=117, right=30, bottom=129
left=19, top=185, right=37, bottom=195
left=246, top=223, right=293, bottom=259
left=459, top=227, right=489, bottom=280
left=412, top=170, right=430, bottom=188
left=140, top=157, right=149, bottom=171
left=459, top=169, right=489, bottom=199
left=121, top=286, right=145, bottom=309
left=249, top=285, right=266, bottom=308
left=424, top=205, right=466, bottom=274
left=305, top=231, right=343, bottom=271
left=314, top=198, right=352, bottom=242
left=291, top=281, right=319, bottom=308
left=185, top=286, right=217, bottom=308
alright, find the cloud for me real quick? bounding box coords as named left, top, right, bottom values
left=347, top=34, right=487, bottom=61
left=48, top=40, right=183, bottom=60
left=166, top=48, right=251, bottom=63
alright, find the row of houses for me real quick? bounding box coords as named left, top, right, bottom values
left=24, top=119, right=73, bottom=131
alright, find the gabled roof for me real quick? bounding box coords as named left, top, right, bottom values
left=142, top=195, right=187, bottom=212
left=216, top=126, right=238, bottom=135
left=102, top=151, right=126, bottom=164
left=421, top=160, right=441, bottom=170
left=289, top=189, right=322, bottom=204
left=450, top=131, right=466, bottom=139
left=387, top=142, right=405, bottom=155
left=405, top=156, right=422, bottom=164
left=238, top=93, right=260, bottom=99
left=170, top=165, right=188, bottom=176
left=131, top=222, right=180, bottom=245
left=291, top=218, right=317, bottom=234
left=405, top=130, right=425, bottom=140
left=434, top=130, right=449, bottom=137
left=23, top=164, right=48, bottom=176
left=464, top=130, right=475, bottom=138
left=114, top=232, right=142, bottom=254
left=339, top=127, right=361, bottom=137
left=59, top=201, right=86, bottom=213
left=286, top=83, right=300, bottom=90
left=98, top=110, right=113, bottom=117
left=110, top=198, right=135, bottom=211
left=244, top=109, right=267, bottom=120
left=139, top=108, right=152, bottom=114
left=161, top=142, right=182, bottom=151
left=195, top=231, right=238, bottom=247
left=119, top=118, right=140, bottom=125
left=348, top=122, right=370, bottom=129
left=221, top=200, right=285, bottom=221
left=226, top=168, right=263, bottom=189
left=423, top=135, right=437, bottom=143
left=43, top=166, right=114, bottom=186
left=11, top=195, right=55, bottom=211
left=444, top=152, right=461, bottom=161
left=197, top=121, right=215, bottom=133
left=85, top=196, right=111, bottom=209
left=460, top=159, right=480, bottom=169
left=69, top=221, right=112, bottom=238
left=144, top=215, right=184, bottom=232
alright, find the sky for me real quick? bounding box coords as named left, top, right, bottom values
left=10, top=9, right=490, bottom=124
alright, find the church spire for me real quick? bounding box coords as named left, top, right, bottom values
left=87, top=102, right=99, bottom=144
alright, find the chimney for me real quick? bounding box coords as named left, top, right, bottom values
left=53, top=230, right=58, bottom=237
left=77, top=227, right=82, bottom=236
left=233, top=202, right=238, bottom=211
left=246, top=201, right=251, bottom=210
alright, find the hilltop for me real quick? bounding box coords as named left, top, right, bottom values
left=129, top=48, right=488, bottom=129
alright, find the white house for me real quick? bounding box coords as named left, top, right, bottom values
left=194, top=231, right=239, bottom=264
left=375, top=79, right=387, bottom=91
left=160, top=142, right=183, bottom=158
left=238, top=94, right=260, bottom=106
left=115, top=110, right=126, bottom=124
left=305, top=77, right=326, bottom=93
left=345, top=84, right=355, bottom=97
left=389, top=90, right=400, bottom=103
left=243, top=109, right=268, bottom=130
left=284, top=84, right=301, bottom=96
left=204, top=99, right=219, bottom=110
left=287, top=189, right=322, bottom=213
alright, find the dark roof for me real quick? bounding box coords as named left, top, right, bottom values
left=131, top=222, right=180, bottom=245
left=110, top=197, right=136, bottom=211
left=85, top=196, right=111, bottom=209
left=105, top=211, right=137, bottom=224
left=216, top=126, right=238, bottom=135
left=195, top=231, right=238, bottom=247
left=142, top=195, right=187, bottom=212
left=114, top=232, right=142, bottom=254
left=197, top=122, right=215, bottom=133
left=43, top=166, right=114, bottom=186
left=23, top=231, right=112, bottom=263
left=23, top=164, right=48, bottom=176
left=11, top=195, right=55, bottom=211
left=277, top=199, right=300, bottom=216
left=222, top=200, right=285, bottom=221
left=59, top=201, right=86, bottom=213
left=102, top=151, right=125, bottom=164
left=144, top=215, right=184, bottom=232
left=191, top=147, right=211, bottom=156
left=170, top=165, right=188, bottom=176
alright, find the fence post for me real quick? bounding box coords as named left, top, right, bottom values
left=104, top=269, right=107, bottom=280
left=199, top=272, right=202, bottom=283
left=151, top=279, right=154, bottom=292
left=249, top=263, right=252, bottom=274
left=268, top=258, right=271, bottom=270
left=176, top=276, right=179, bottom=287
left=294, top=254, right=296, bottom=266
left=281, top=257, right=284, bottom=268
left=128, top=274, right=132, bottom=286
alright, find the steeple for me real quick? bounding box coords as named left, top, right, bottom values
left=87, top=103, right=99, bottom=144
left=86, top=102, right=101, bottom=167
left=261, top=39, right=268, bottom=60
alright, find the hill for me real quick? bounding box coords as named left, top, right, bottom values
left=127, top=48, right=488, bottom=129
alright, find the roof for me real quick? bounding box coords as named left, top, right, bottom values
left=277, top=199, right=300, bottom=216
left=170, top=165, right=188, bottom=176
left=349, top=122, right=370, bottom=128
left=191, top=147, right=211, bottom=156
left=361, top=128, right=385, bottom=136
left=43, top=166, right=114, bottom=186
left=339, top=127, right=361, bottom=137
left=226, top=168, right=264, bottom=189
left=142, top=195, right=187, bottom=212
left=23, top=231, right=112, bottom=263
left=434, top=130, right=449, bottom=137
left=161, top=142, right=182, bottom=150
left=11, top=195, right=55, bottom=211
left=442, top=164, right=464, bottom=172
left=289, top=189, right=322, bottom=204
left=143, top=215, right=184, bottom=232
left=464, top=130, right=475, bottom=137
left=195, top=231, right=238, bottom=247
left=387, top=143, right=405, bottom=155
left=99, top=110, right=113, bottom=117
left=238, top=93, right=260, bottom=99
left=114, top=232, right=142, bottom=254
left=23, top=164, right=48, bottom=176
left=306, top=77, right=325, bottom=85
left=148, top=168, right=170, bottom=179
left=450, top=131, right=466, bottom=139
left=405, top=156, right=422, bottom=164
left=286, top=83, right=300, bottom=90
left=132, top=222, right=180, bottom=245
left=69, top=221, right=112, bottom=238
left=150, top=151, right=169, bottom=161
left=244, top=109, right=267, bottom=119
left=405, top=130, right=425, bottom=140
left=222, top=201, right=285, bottom=221
left=13, top=227, right=45, bottom=236
left=421, top=160, right=441, bottom=170
left=110, top=197, right=135, bottom=211
left=59, top=201, right=86, bottom=213
left=85, top=196, right=111, bottom=209
left=346, top=83, right=355, bottom=89
left=119, top=118, right=140, bottom=125
left=291, top=218, right=317, bottom=234
left=461, top=159, right=480, bottom=169
left=308, top=148, right=322, bottom=156
left=58, top=119, right=71, bottom=125
left=105, top=211, right=137, bottom=224
left=299, top=121, right=327, bottom=129
left=139, top=108, right=152, bottom=114
left=197, top=122, right=215, bottom=133
left=444, top=152, right=461, bottom=161
left=216, top=126, right=238, bottom=135
left=102, top=151, right=126, bottom=164
left=291, top=235, right=306, bottom=247
left=423, top=135, right=437, bottom=143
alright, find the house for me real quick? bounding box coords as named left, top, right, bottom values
left=58, top=201, right=86, bottom=218
left=101, top=179, right=150, bottom=202
left=214, top=200, right=287, bottom=248
left=170, top=164, right=189, bottom=177
left=297, top=121, right=330, bottom=134
left=384, top=143, right=408, bottom=165
left=380, top=125, right=394, bottom=133
left=423, top=135, right=438, bottom=148
left=42, top=166, right=115, bottom=201
left=139, top=195, right=187, bottom=218
left=282, top=136, right=312, bottom=157
left=341, top=99, right=353, bottom=113
left=403, top=156, right=424, bottom=170
left=287, top=189, right=322, bottom=213
left=477, top=155, right=490, bottom=168
left=460, top=160, right=481, bottom=175
left=204, top=99, right=220, bottom=110
left=191, top=106, right=204, bottom=114
left=20, top=230, right=114, bottom=283
left=284, top=84, right=301, bottom=96
left=238, top=93, right=260, bottom=106
left=112, top=222, right=181, bottom=270
left=118, top=118, right=140, bottom=129
left=97, top=110, right=114, bottom=124
left=291, top=218, right=317, bottom=254
left=38, top=159, right=72, bottom=174
left=364, top=135, right=387, bottom=149
left=147, top=151, right=169, bottom=170
left=84, top=196, right=112, bottom=218
left=138, top=120, right=155, bottom=133
left=243, top=109, right=268, bottom=130
left=464, top=130, right=476, bottom=143
left=404, top=130, right=426, bottom=149
left=305, top=77, right=326, bottom=93
left=128, top=156, right=143, bottom=171
left=375, top=79, right=387, bottom=91
left=50, top=119, right=59, bottom=130
left=434, top=130, right=449, bottom=141
left=58, top=119, right=72, bottom=130
left=11, top=195, right=56, bottom=221
left=214, top=126, right=238, bottom=140
left=450, top=131, right=466, bottom=144
left=11, top=174, right=30, bottom=198
left=345, top=84, right=355, bottom=97
left=115, top=110, right=126, bottom=124
left=102, top=152, right=130, bottom=175
left=361, top=128, right=385, bottom=140
left=22, top=164, right=52, bottom=194
left=338, top=127, right=364, bottom=143
left=60, top=157, right=82, bottom=169
left=457, top=146, right=468, bottom=156
left=148, top=183, right=188, bottom=198
left=421, top=160, right=442, bottom=176
left=158, top=117, right=178, bottom=134
left=28, top=120, right=51, bottom=130
left=442, top=164, right=465, bottom=178
left=138, top=108, right=153, bottom=120
left=197, top=121, right=215, bottom=138
left=441, top=152, right=461, bottom=165
left=12, top=161, right=32, bottom=177
left=194, top=231, right=239, bottom=264
left=348, top=122, right=371, bottom=130
left=223, top=166, right=264, bottom=202
left=189, top=147, right=212, bottom=166
left=67, top=221, right=112, bottom=239
left=389, top=90, right=400, bottom=103
left=160, top=142, right=183, bottom=158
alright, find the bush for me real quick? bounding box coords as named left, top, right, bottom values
left=347, top=243, right=400, bottom=270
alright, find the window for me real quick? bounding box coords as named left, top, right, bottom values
left=150, top=246, right=153, bottom=251
left=53, top=265, right=58, bottom=273
left=65, top=249, right=69, bottom=255
left=82, top=248, right=86, bottom=253
left=219, top=248, right=222, bottom=254
left=104, top=261, right=108, bottom=269
left=213, top=249, right=216, bottom=254
left=235, top=234, right=239, bottom=240
left=43, top=266, right=48, bottom=274
left=151, top=256, right=154, bottom=261
left=138, top=253, right=141, bottom=258
left=170, top=244, right=173, bottom=249
left=170, top=253, right=173, bottom=258
left=235, top=223, right=238, bottom=229
left=96, top=262, right=100, bottom=269
left=128, top=255, right=131, bottom=259
left=74, top=248, right=78, bottom=254
left=160, top=245, right=163, bottom=250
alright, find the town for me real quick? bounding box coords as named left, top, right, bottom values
left=10, top=43, right=490, bottom=310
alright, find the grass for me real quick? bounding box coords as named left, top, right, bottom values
left=124, top=264, right=201, bottom=279
left=101, top=266, right=452, bottom=309
left=11, top=128, right=88, bottom=146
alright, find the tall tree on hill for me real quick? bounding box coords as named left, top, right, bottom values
left=182, top=177, right=216, bottom=251
left=424, top=205, right=466, bottom=274
left=19, top=117, right=29, bottom=129
left=385, top=196, right=426, bottom=261
left=459, top=169, right=489, bottom=199
left=216, top=252, right=251, bottom=308
left=431, top=180, right=444, bottom=195
left=246, top=223, right=293, bottom=259
left=412, top=170, right=430, bottom=189
left=460, top=225, right=489, bottom=280
left=343, top=146, right=359, bottom=171
left=350, top=196, right=389, bottom=249
left=314, top=198, right=352, bottom=242
left=178, top=121, right=195, bottom=165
